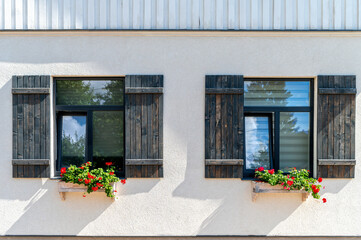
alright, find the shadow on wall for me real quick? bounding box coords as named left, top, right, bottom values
left=3, top=179, right=160, bottom=235
left=172, top=140, right=352, bottom=235
left=4, top=180, right=112, bottom=235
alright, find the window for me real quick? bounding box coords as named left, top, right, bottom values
left=55, top=78, right=125, bottom=177
left=243, top=79, right=313, bottom=178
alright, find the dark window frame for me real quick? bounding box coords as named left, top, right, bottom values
left=54, top=77, right=126, bottom=177
left=243, top=78, right=314, bottom=179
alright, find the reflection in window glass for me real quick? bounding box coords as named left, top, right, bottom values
left=244, top=81, right=310, bottom=107
left=280, top=112, right=310, bottom=171
left=245, top=116, right=271, bottom=169
left=56, top=80, right=124, bottom=105
left=61, top=116, right=86, bottom=167
left=93, top=111, right=124, bottom=171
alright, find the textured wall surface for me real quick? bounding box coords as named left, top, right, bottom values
left=0, top=31, right=360, bottom=237
left=2, top=0, right=361, bottom=30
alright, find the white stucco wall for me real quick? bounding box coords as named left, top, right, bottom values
left=0, top=31, right=360, bottom=237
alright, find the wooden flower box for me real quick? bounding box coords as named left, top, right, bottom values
left=251, top=181, right=310, bottom=202
left=58, top=181, right=116, bottom=201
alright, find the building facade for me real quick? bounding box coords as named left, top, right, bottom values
left=0, top=0, right=360, bottom=239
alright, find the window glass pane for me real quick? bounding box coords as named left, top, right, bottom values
left=244, top=81, right=310, bottom=106
left=93, top=111, right=124, bottom=171
left=61, top=116, right=86, bottom=167
left=280, top=112, right=310, bottom=171
left=245, top=116, right=271, bottom=169
left=56, top=79, right=123, bottom=105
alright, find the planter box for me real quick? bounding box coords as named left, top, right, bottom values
left=251, top=181, right=310, bottom=202
left=58, top=181, right=116, bottom=201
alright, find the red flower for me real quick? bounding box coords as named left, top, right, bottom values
left=114, top=190, right=117, bottom=193
left=80, top=166, right=84, bottom=170
left=83, top=195, right=86, bottom=197
left=281, top=182, right=284, bottom=185
left=291, top=177, right=295, bottom=180
left=98, top=177, right=102, bottom=180
left=121, top=179, right=126, bottom=185
left=318, top=177, right=323, bottom=183
left=96, top=182, right=102, bottom=187
left=84, top=179, right=91, bottom=184
left=87, top=173, right=95, bottom=179
left=322, top=198, right=327, bottom=203
left=91, top=187, right=98, bottom=191
left=105, top=162, right=113, bottom=166
left=287, top=175, right=290, bottom=178
left=60, top=167, right=66, bottom=174
left=78, top=179, right=83, bottom=182
left=283, top=186, right=287, bottom=189
left=268, top=169, right=275, bottom=175
left=109, top=172, right=114, bottom=175
left=313, top=188, right=320, bottom=194
left=287, top=180, right=294, bottom=186
left=294, top=167, right=297, bottom=170
left=287, top=187, right=290, bottom=190
left=311, top=184, right=316, bottom=189
left=258, top=167, right=264, bottom=171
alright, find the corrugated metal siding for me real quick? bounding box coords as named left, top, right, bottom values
left=1, top=0, right=361, bottom=31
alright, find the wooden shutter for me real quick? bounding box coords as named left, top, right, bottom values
left=205, top=75, right=244, bottom=178
left=125, top=75, right=163, bottom=178
left=12, top=76, right=50, bottom=178
left=317, top=75, right=356, bottom=178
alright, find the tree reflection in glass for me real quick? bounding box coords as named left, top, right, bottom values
left=61, top=116, right=86, bottom=167
left=93, top=111, right=124, bottom=172
left=245, top=116, right=271, bottom=169
left=56, top=80, right=124, bottom=105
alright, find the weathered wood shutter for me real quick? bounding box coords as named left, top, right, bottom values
left=125, top=75, right=163, bottom=178
left=205, top=75, right=244, bottom=178
left=12, top=76, right=50, bottom=178
left=317, top=75, right=356, bottom=178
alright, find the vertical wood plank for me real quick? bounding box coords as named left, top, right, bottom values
left=12, top=77, right=18, bottom=160
left=28, top=93, right=34, bottom=161
left=141, top=78, right=148, bottom=161
left=333, top=78, right=340, bottom=159
left=152, top=94, right=160, bottom=160
left=18, top=165, right=24, bottom=178
left=205, top=87, right=210, bottom=160
left=125, top=75, right=131, bottom=162
left=317, top=76, right=323, bottom=161
left=13, top=165, right=18, bottom=178
left=135, top=76, right=142, bottom=177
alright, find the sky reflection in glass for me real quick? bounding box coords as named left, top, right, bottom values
left=245, top=81, right=310, bottom=107
left=245, top=116, right=271, bottom=170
